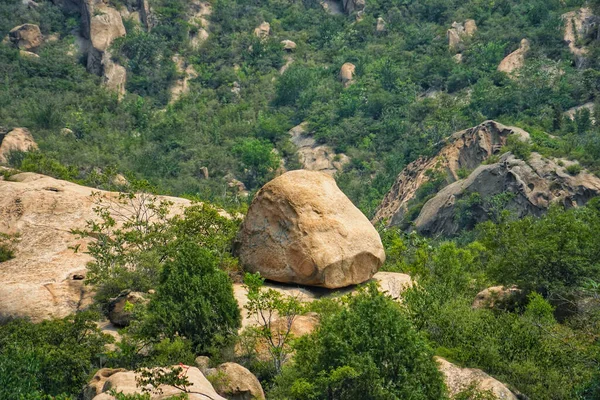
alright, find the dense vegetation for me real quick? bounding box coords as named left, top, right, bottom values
left=2, top=0, right=600, bottom=398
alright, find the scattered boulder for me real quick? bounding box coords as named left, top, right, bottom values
left=85, top=366, right=226, bottom=400
left=376, top=17, right=386, bottom=33
left=372, top=271, right=413, bottom=301
left=0, top=172, right=192, bottom=322
left=199, top=166, right=209, bottom=179
left=281, top=39, right=296, bottom=51
left=288, top=122, right=349, bottom=176
left=7, top=24, right=43, bottom=51
left=562, top=8, right=594, bottom=68
left=107, top=290, right=147, bottom=327
left=234, top=170, right=385, bottom=289
left=453, top=53, right=463, bottom=63
left=436, top=357, right=518, bottom=399
left=374, top=120, right=528, bottom=227
left=61, top=128, right=74, bottom=136
left=0, top=128, right=38, bottom=165
left=195, top=356, right=211, bottom=374
left=565, top=102, right=595, bottom=121
left=111, top=173, right=129, bottom=186
left=498, top=39, right=530, bottom=76
left=170, top=54, right=198, bottom=103
left=19, top=49, right=39, bottom=59
left=254, top=21, right=270, bottom=39
left=340, top=62, right=356, bottom=87
left=210, top=362, right=265, bottom=400
left=447, top=19, right=477, bottom=51
left=227, top=175, right=248, bottom=196
left=472, top=286, right=524, bottom=311
left=188, top=0, right=211, bottom=49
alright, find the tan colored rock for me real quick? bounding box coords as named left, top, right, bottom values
left=107, top=290, right=147, bottom=327
left=376, top=17, right=386, bottom=32
left=447, top=20, right=476, bottom=51
left=83, top=368, right=127, bottom=400
left=103, top=54, right=127, bottom=96
left=0, top=128, right=38, bottom=165
left=195, top=356, right=211, bottom=374
left=7, top=24, right=43, bottom=51
left=436, top=357, right=518, bottom=399
left=61, top=128, right=74, bottom=136
left=0, top=172, right=193, bottom=322
left=562, top=8, right=593, bottom=68
left=340, top=62, right=356, bottom=87
left=45, top=33, right=60, bottom=43
left=112, top=173, right=129, bottom=186
left=211, top=362, right=265, bottom=400
left=289, top=122, right=349, bottom=176
left=472, top=286, right=524, bottom=310
left=170, top=55, right=198, bottom=104
left=281, top=39, right=296, bottom=51
left=87, top=366, right=226, bottom=400
left=189, top=0, right=211, bottom=48
left=372, top=271, right=413, bottom=300
left=464, top=19, right=477, bottom=36
left=235, top=170, right=385, bottom=289
left=453, top=53, right=463, bottom=63
left=374, top=121, right=528, bottom=227
left=279, top=55, right=294, bottom=74
left=498, top=39, right=530, bottom=76
left=565, top=102, right=595, bottom=121
left=89, top=4, right=126, bottom=53
left=19, top=49, right=39, bottom=58
left=254, top=22, right=270, bottom=39
left=447, top=28, right=462, bottom=51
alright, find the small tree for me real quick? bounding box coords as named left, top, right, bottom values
left=243, top=272, right=304, bottom=374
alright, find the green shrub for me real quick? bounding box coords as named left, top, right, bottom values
left=270, top=284, right=446, bottom=400
left=502, top=134, right=532, bottom=161
left=566, top=163, right=583, bottom=175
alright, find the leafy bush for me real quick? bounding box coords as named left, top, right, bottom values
left=566, top=163, right=583, bottom=175
left=270, top=284, right=446, bottom=400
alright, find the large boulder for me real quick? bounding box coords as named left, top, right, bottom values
left=436, top=357, right=518, bottom=399
left=85, top=366, right=226, bottom=400
left=7, top=24, right=43, bottom=51
left=472, top=286, right=524, bottom=311
left=0, top=172, right=191, bottom=322
left=288, top=122, right=349, bottom=176
left=0, top=127, right=38, bottom=165
left=253, top=21, right=270, bottom=39
left=562, top=8, right=594, bottom=68
left=447, top=20, right=477, bottom=51
left=235, top=170, right=385, bottom=289
left=498, top=39, right=530, bottom=76
left=209, top=362, right=265, bottom=400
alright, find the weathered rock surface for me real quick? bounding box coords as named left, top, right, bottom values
left=374, top=121, right=527, bottom=227
left=107, top=290, right=147, bottom=327
left=376, top=17, right=386, bottom=33
left=235, top=170, right=385, bottom=289
left=0, top=172, right=191, bottom=322
left=498, top=39, right=530, bottom=75
left=341, top=0, right=364, bottom=14
left=7, top=24, right=43, bottom=51
left=85, top=366, right=226, bottom=400
left=447, top=19, right=477, bottom=51
left=83, top=1, right=127, bottom=94
left=565, top=102, right=595, bottom=121
left=288, top=122, right=349, bottom=176
left=170, top=54, right=198, bottom=103
left=414, top=152, right=600, bottom=236
left=562, top=8, right=595, bottom=68
left=254, top=21, right=270, bottom=39
left=472, top=286, right=524, bottom=311
left=281, top=39, right=296, bottom=51
left=340, top=62, right=356, bottom=87
left=188, top=0, right=211, bottom=49
left=209, top=362, right=265, bottom=400
left=436, top=357, right=518, bottom=399
left=0, top=128, right=38, bottom=165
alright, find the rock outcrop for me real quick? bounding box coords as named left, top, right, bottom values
left=107, top=290, right=147, bottom=327
left=6, top=24, right=43, bottom=51
left=562, top=8, right=595, bottom=68
left=498, top=39, right=530, bottom=76
left=340, top=62, right=356, bottom=87
left=170, top=54, right=198, bottom=103
left=565, top=102, right=595, bottom=121
left=84, top=366, right=226, bottom=400
left=436, top=357, right=518, bottom=399
left=281, top=39, right=296, bottom=51
left=0, top=128, right=38, bottom=164
left=472, top=286, right=524, bottom=311
left=83, top=0, right=127, bottom=95
left=208, top=362, right=265, bottom=400
left=235, top=170, right=385, bottom=289
left=288, top=122, right=349, bottom=176
left=374, top=121, right=527, bottom=227
left=413, top=152, right=600, bottom=236
left=341, top=0, right=365, bottom=14
left=375, top=121, right=600, bottom=236
left=447, top=19, right=477, bottom=51
left=376, top=17, right=386, bottom=33
left=0, top=172, right=191, bottom=322
left=188, top=0, right=211, bottom=49
left=254, top=21, right=270, bottom=39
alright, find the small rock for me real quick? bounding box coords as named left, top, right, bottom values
left=19, top=50, right=39, bottom=59
left=195, top=356, right=211, bottom=374
left=254, top=21, right=270, bottom=39
left=107, top=291, right=147, bottom=327
left=199, top=166, right=209, bottom=179
left=212, top=362, right=265, bottom=400
left=472, top=286, right=524, bottom=310
left=340, top=62, right=356, bottom=87
left=60, top=128, right=74, bottom=136
left=281, top=39, right=296, bottom=51
left=376, top=17, right=386, bottom=32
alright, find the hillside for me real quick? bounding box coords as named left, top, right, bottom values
left=1, top=0, right=600, bottom=399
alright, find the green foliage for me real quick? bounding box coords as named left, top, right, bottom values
left=566, top=163, right=583, bottom=175
left=0, top=312, right=110, bottom=398
left=0, top=233, right=16, bottom=263
left=501, top=134, right=531, bottom=161
left=270, top=284, right=446, bottom=400
left=140, top=243, right=241, bottom=353
left=478, top=205, right=600, bottom=298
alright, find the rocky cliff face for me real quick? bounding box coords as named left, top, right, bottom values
left=374, top=121, right=600, bottom=236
